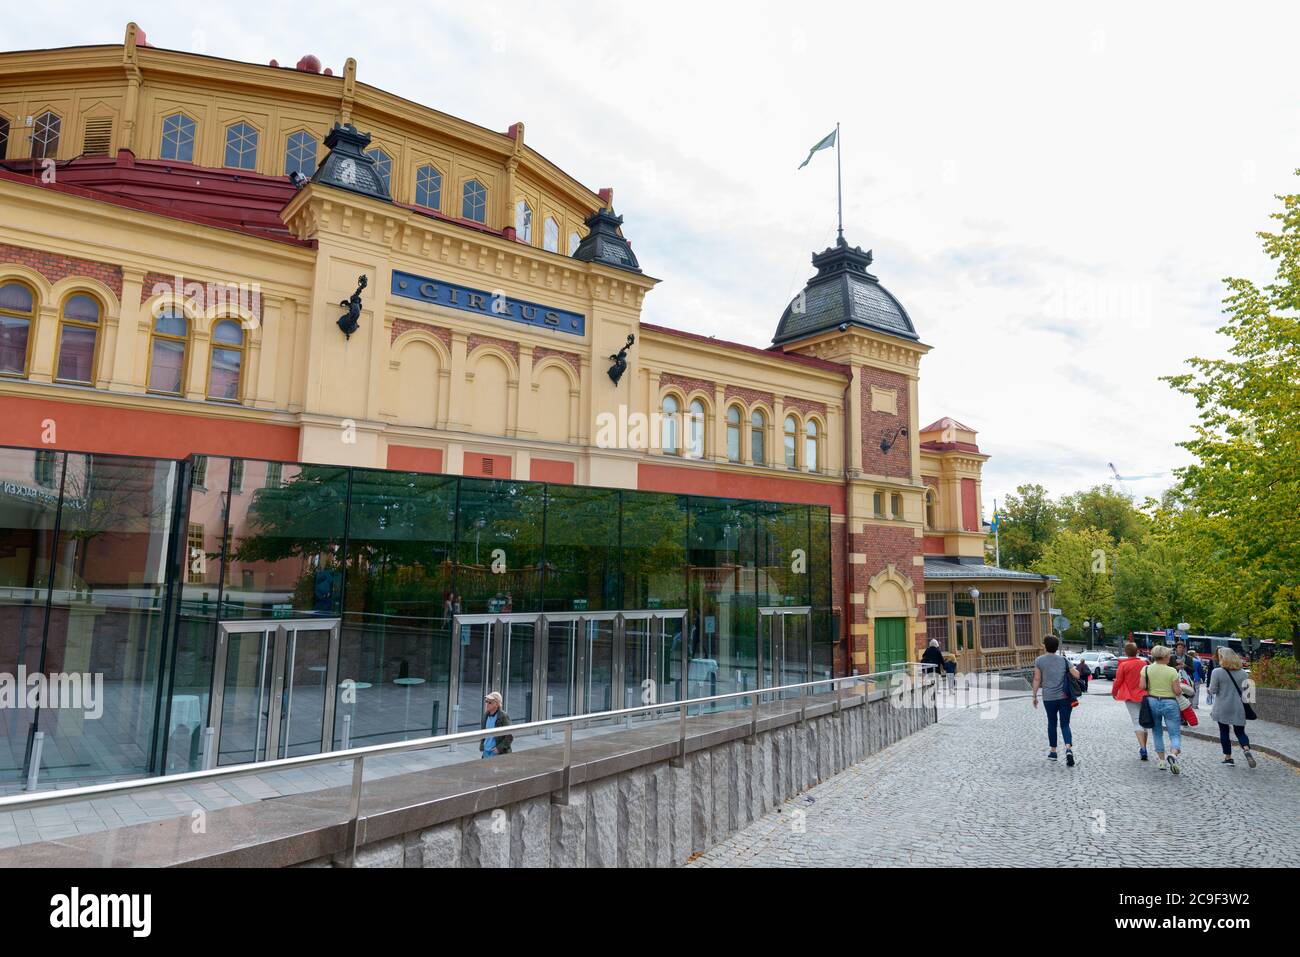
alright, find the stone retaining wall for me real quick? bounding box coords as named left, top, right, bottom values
left=1255, top=687, right=1300, bottom=728
left=312, top=691, right=933, bottom=868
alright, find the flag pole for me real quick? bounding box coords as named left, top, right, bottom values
left=835, top=121, right=843, bottom=244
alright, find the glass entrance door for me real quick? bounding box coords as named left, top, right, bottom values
left=210, top=619, right=341, bottom=766
left=759, top=607, right=811, bottom=698
left=450, top=614, right=543, bottom=732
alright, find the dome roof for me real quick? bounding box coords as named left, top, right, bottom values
left=772, top=238, right=917, bottom=346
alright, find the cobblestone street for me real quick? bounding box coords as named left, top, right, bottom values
left=690, top=684, right=1300, bottom=867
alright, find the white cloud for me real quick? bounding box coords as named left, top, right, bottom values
left=10, top=1, right=1295, bottom=510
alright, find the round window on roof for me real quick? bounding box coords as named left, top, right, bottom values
left=0, top=282, right=34, bottom=314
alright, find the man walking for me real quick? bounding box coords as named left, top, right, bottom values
left=480, top=691, right=513, bottom=759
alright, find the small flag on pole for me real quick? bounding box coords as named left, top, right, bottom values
left=798, top=129, right=837, bottom=169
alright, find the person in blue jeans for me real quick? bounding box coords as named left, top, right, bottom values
left=1031, top=635, right=1083, bottom=767
left=1139, top=644, right=1185, bottom=772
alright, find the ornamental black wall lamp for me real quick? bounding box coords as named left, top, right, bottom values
left=880, top=425, right=909, bottom=454
left=608, top=334, right=635, bottom=385
left=337, top=275, right=368, bottom=340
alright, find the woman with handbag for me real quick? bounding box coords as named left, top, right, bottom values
left=1139, top=645, right=1185, bottom=773
left=1111, top=641, right=1151, bottom=761
left=1208, top=647, right=1257, bottom=768
left=1032, top=635, right=1083, bottom=766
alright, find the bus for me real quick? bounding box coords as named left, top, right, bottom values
left=1129, top=631, right=1245, bottom=665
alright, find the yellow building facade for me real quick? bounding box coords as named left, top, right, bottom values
left=0, top=23, right=1051, bottom=679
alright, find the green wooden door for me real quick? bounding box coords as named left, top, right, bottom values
left=874, top=617, right=907, bottom=674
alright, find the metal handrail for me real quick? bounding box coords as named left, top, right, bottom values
left=0, top=667, right=927, bottom=864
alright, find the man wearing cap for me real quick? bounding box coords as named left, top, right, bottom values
left=480, top=691, right=512, bottom=758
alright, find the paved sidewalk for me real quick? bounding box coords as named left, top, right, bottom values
left=1186, top=695, right=1300, bottom=767
left=689, top=684, right=1300, bottom=868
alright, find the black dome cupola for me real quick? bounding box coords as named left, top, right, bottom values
left=772, top=236, right=917, bottom=346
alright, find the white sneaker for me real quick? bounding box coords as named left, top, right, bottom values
left=1157, top=759, right=1168, bottom=770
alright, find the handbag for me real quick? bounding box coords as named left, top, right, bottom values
left=1225, top=669, right=1257, bottom=721
left=1138, top=667, right=1154, bottom=728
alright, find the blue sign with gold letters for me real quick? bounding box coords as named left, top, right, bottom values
left=391, top=270, right=585, bottom=337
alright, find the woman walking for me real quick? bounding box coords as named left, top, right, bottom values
left=1032, top=635, right=1083, bottom=766
left=1139, top=645, right=1186, bottom=773
left=1111, top=641, right=1150, bottom=761
left=1208, top=648, right=1257, bottom=768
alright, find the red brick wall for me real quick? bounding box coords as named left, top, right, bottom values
left=467, top=334, right=519, bottom=362
left=463, top=452, right=512, bottom=479
left=530, top=458, right=575, bottom=484
left=660, top=372, right=714, bottom=398
left=961, top=478, right=979, bottom=531
left=387, top=445, right=444, bottom=473
left=860, top=368, right=911, bottom=478
left=922, top=535, right=945, bottom=554
left=140, top=270, right=262, bottom=323
left=533, top=346, right=581, bottom=376
left=391, top=319, right=451, bottom=348
left=0, top=242, right=123, bottom=299
left=0, top=395, right=298, bottom=460
left=724, top=385, right=775, bottom=409
left=849, top=522, right=924, bottom=652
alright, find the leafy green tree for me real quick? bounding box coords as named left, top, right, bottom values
left=1058, top=485, right=1149, bottom=545
left=988, top=483, right=1060, bottom=570
left=1163, top=173, right=1300, bottom=641
left=1032, top=527, right=1116, bottom=642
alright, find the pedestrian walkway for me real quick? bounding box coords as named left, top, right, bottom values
left=690, top=684, right=1300, bottom=867
left=1188, top=694, right=1300, bottom=767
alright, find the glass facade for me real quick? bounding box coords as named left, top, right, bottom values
left=0, top=445, right=833, bottom=784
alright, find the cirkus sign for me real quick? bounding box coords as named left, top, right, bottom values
left=391, top=269, right=585, bottom=337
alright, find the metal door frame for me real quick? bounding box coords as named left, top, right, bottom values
left=208, top=618, right=341, bottom=764
left=448, top=613, right=541, bottom=729
left=758, top=606, right=812, bottom=690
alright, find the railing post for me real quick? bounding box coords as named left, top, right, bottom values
left=201, top=727, right=215, bottom=771
left=671, top=701, right=687, bottom=768
left=341, top=714, right=352, bottom=751
left=748, top=686, right=759, bottom=744
left=835, top=677, right=844, bottom=714
left=24, top=731, right=44, bottom=791
left=545, top=695, right=554, bottom=741
left=799, top=683, right=807, bottom=725
left=344, top=755, right=365, bottom=868
left=556, top=722, right=573, bottom=806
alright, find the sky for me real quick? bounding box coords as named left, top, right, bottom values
left=6, top=1, right=1298, bottom=513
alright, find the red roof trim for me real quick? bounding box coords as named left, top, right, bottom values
left=639, top=322, right=849, bottom=374
left=0, top=164, right=314, bottom=247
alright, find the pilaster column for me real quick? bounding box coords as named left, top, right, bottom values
left=773, top=395, right=786, bottom=468
left=110, top=268, right=146, bottom=392
left=447, top=331, right=469, bottom=431
left=847, top=365, right=863, bottom=477
left=713, top=384, right=727, bottom=463
left=516, top=344, right=536, bottom=438
left=27, top=304, right=59, bottom=384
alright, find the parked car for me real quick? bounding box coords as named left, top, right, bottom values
left=1102, top=656, right=1121, bottom=680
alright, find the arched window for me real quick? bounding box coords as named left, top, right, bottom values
left=31, top=111, right=61, bottom=159
left=224, top=122, right=258, bottom=170
left=784, top=414, right=799, bottom=469
left=0, top=280, right=36, bottom=377
left=462, top=179, right=487, bottom=222
left=687, top=399, right=706, bottom=458
left=148, top=308, right=188, bottom=395
left=805, top=419, right=820, bottom=472
left=925, top=487, right=937, bottom=530
left=543, top=217, right=559, bottom=252
left=751, top=409, right=767, bottom=466
left=569, top=232, right=581, bottom=256
left=55, top=293, right=101, bottom=384
left=661, top=394, right=680, bottom=455
left=366, top=148, right=392, bottom=193
left=726, top=406, right=742, bottom=462
left=283, top=130, right=317, bottom=177
left=208, top=319, right=244, bottom=402
left=160, top=113, right=196, bottom=163
left=515, top=200, right=533, bottom=242
left=415, top=165, right=442, bottom=210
